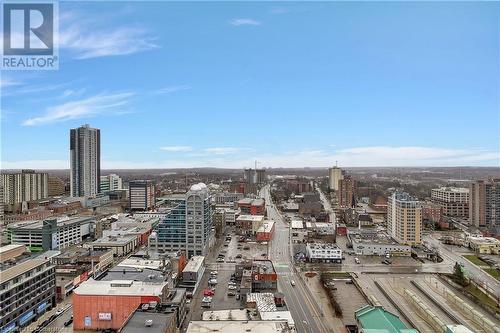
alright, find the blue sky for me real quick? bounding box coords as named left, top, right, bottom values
left=1, top=1, right=499, bottom=169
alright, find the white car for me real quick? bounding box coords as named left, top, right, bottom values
left=55, top=308, right=64, bottom=316
left=211, top=271, right=218, bottom=275
left=202, top=296, right=212, bottom=303
left=228, top=285, right=237, bottom=290
left=209, top=279, right=218, bottom=285
left=290, top=280, right=296, bottom=286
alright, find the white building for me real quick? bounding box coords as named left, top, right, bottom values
left=306, top=243, right=342, bottom=263
left=70, top=124, right=100, bottom=197
left=100, top=174, right=123, bottom=192
left=431, top=187, right=469, bottom=218
left=7, top=216, right=94, bottom=251
left=328, top=166, right=343, bottom=191
left=387, top=192, right=422, bottom=245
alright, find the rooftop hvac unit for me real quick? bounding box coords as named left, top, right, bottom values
left=144, top=319, right=153, bottom=327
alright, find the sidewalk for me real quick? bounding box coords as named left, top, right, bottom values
left=300, top=272, right=348, bottom=333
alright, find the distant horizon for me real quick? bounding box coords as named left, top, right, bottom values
left=1, top=166, right=499, bottom=172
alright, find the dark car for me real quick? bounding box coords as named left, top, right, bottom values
left=64, top=318, right=73, bottom=327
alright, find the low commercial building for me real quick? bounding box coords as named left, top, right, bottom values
left=251, top=260, right=277, bottom=291
left=355, top=305, right=418, bottom=333
left=306, top=222, right=335, bottom=236
left=236, top=215, right=265, bottom=235
left=256, top=220, right=275, bottom=241
left=347, top=229, right=411, bottom=256
left=237, top=198, right=265, bottom=215
left=0, top=244, right=26, bottom=263
left=187, top=321, right=293, bottom=333
left=121, top=310, right=177, bottom=333
left=6, top=216, right=94, bottom=252
left=0, top=259, right=56, bottom=333
left=179, top=256, right=205, bottom=291
left=466, top=236, right=500, bottom=254
left=72, top=279, right=169, bottom=331
left=53, top=248, right=114, bottom=279
left=91, top=234, right=138, bottom=256
left=224, top=208, right=239, bottom=226
left=305, top=243, right=342, bottom=263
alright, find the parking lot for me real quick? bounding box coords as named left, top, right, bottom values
left=189, top=229, right=269, bottom=321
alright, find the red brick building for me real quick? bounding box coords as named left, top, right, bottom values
left=237, top=198, right=265, bottom=215
left=73, top=280, right=168, bottom=330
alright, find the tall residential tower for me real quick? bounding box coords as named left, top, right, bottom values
left=387, top=192, right=422, bottom=245
left=70, top=124, right=101, bottom=197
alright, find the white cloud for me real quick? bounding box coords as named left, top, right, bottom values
left=55, top=10, right=158, bottom=59
left=59, top=25, right=158, bottom=59
left=22, top=92, right=135, bottom=126
left=3, top=146, right=498, bottom=170
left=0, top=76, right=22, bottom=88
left=204, top=147, right=247, bottom=155
left=154, top=85, right=191, bottom=94
left=160, top=146, right=193, bottom=152
left=229, top=18, right=261, bottom=26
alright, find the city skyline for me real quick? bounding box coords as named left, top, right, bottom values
left=1, top=1, right=499, bottom=169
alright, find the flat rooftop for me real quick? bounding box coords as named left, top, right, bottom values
left=121, top=311, right=175, bottom=333
left=7, top=216, right=93, bottom=230
left=238, top=198, right=265, bottom=206
left=187, top=321, right=291, bottom=333
left=0, top=244, right=25, bottom=253
left=92, top=234, right=137, bottom=246
left=202, top=309, right=249, bottom=321
left=75, top=279, right=167, bottom=296
left=183, top=256, right=204, bottom=273
left=257, top=220, right=275, bottom=233
left=99, top=266, right=166, bottom=283
left=306, top=243, right=341, bottom=250
left=0, top=259, right=48, bottom=283
left=237, top=215, right=265, bottom=222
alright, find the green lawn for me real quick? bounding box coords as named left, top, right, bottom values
left=465, top=284, right=499, bottom=313
left=463, top=255, right=489, bottom=266
left=484, top=268, right=500, bottom=281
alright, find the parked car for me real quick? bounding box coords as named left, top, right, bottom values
left=290, top=280, right=296, bottom=286
left=201, top=302, right=212, bottom=308
left=209, top=278, right=218, bottom=285
left=236, top=293, right=241, bottom=300
left=216, top=258, right=224, bottom=263
left=227, top=291, right=236, bottom=296
left=55, top=308, right=64, bottom=316
left=354, top=257, right=360, bottom=264
left=211, top=271, right=218, bottom=275
left=228, top=285, right=237, bottom=290
left=63, top=317, right=73, bottom=327
left=235, top=254, right=242, bottom=258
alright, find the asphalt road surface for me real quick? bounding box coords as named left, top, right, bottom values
left=262, top=185, right=331, bottom=333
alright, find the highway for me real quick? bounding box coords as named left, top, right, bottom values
left=262, top=185, right=331, bottom=333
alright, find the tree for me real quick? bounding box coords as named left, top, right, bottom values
left=454, top=262, right=467, bottom=286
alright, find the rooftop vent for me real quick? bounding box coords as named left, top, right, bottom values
left=144, top=319, right=153, bottom=327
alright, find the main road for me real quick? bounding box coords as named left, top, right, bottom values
left=316, top=185, right=336, bottom=228
left=424, top=233, right=500, bottom=296
left=261, top=185, right=331, bottom=333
